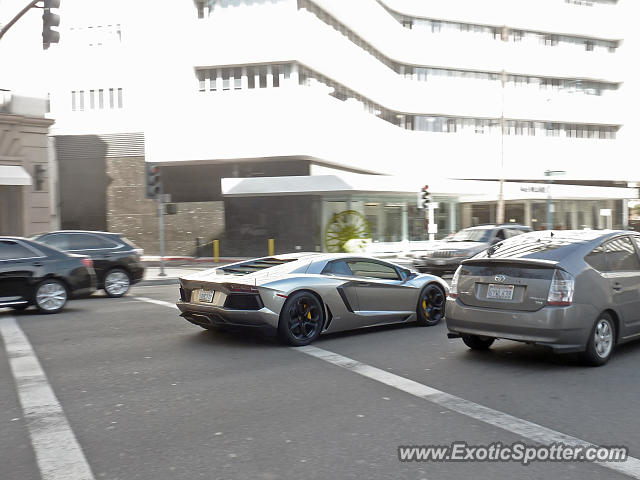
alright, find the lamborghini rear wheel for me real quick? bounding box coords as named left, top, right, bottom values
left=278, top=291, right=324, bottom=346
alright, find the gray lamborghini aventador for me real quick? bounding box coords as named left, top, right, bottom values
left=176, top=253, right=449, bottom=345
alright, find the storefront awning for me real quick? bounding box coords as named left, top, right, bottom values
left=0, top=165, right=31, bottom=186
left=221, top=174, right=639, bottom=201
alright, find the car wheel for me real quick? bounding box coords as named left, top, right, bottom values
left=278, top=291, right=324, bottom=346
left=104, top=268, right=131, bottom=298
left=35, top=279, right=68, bottom=314
left=462, top=334, right=495, bottom=350
left=416, top=283, right=445, bottom=326
left=581, top=313, right=615, bottom=366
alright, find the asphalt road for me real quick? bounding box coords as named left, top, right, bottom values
left=2, top=284, right=640, bottom=480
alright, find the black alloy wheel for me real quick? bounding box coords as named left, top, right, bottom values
left=278, top=292, right=324, bottom=346
left=416, top=283, right=445, bottom=326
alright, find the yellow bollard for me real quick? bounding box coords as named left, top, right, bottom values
left=213, top=239, right=219, bottom=262
left=268, top=238, right=275, bottom=256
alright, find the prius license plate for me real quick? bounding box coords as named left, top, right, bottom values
left=197, top=289, right=214, bottom=303
left=486, top=284, right=514, bottom=300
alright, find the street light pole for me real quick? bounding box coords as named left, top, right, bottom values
left=544, top=169, right=566, bottom=230
left=496, top=26, right=509, bottom=225
left=496, top=68, right=506, bottom=224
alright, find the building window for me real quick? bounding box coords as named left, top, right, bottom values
left=247, top=67, right=255, bottom=89
left=117, top=88, right=123, bottom=108
left=197, top=70, right=205, bottom=91
left=222, top=70, right=230, bottom=91
left=98, top=89, right=104, bottom=109
left=78, top=90, right=84, bottom=111
left=109, top=88, right=114, bottom=108
left=71, top=90, right=76, bottom=111
left=585, top=41, right=594, bottom=51
left=89, top=90, right=95, bottom=109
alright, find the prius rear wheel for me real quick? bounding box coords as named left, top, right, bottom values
left=462, top=334, right=495, bottom=350
left=416, top=284, right=445, bottom=326
left=278, top=292, right=324, bottom=346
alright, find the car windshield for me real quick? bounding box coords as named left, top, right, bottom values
left=447, top=228, right=492, bottom=243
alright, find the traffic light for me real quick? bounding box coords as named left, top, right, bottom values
left=42, top=0, right=60, bottom=50
left=146, top=163, right=162, bottom=198
left=420, top=185, right=431, bottom=209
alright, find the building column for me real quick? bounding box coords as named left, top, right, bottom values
left=377, top=203, right=386, bottom=241
left=460, top=203, right=472, bottom=228
left=402, top=202, right=408, bottom=242
left=289, top=64, right=299, bottom=86
left=241, top=66, right=248, bottom=89
left=448, top=200, right=457, bottom=233
left=524, top=200, right=531, bottom=227
left=623, top=198, right=629, bottom=230
left=215, top=70, right=223, bottom=91
left=570, top=201, right=579, bottom=229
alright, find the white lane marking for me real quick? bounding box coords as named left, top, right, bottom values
left=131, top=296, right=640, bottom=477
left=133, top=297, right=179, bottom=310
left=0, top=317, right=95, bottom=480
left=296, top=345, right=640, bottom=479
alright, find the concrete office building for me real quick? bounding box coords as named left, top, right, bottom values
left=4, top=0, right=637, bottom=254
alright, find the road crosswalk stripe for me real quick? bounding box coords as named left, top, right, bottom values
left=0, top=316, right=95, bottom=480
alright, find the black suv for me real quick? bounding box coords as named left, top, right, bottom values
left=411, top=224, right=532, bottom=274
left=33, top=231, right=145, bottom=297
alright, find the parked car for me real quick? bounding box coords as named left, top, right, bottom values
left=33, top=231, right=144, bottom=297
left=0, top=237, right=96, bottom=313
left=446, top=229, right=640, bottom=366
left=177, top=253, right=449, bottom=346
left=411, top=224, right=532, bottom=274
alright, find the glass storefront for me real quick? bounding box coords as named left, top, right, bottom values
left=321, top=195, right=457, bottom=250
left=321, top=196, right=626, bottom=251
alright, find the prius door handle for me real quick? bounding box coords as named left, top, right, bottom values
left=612, top=283, right=623, bottom=291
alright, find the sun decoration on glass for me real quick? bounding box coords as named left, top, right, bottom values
left=324, top=210, right=372, bottom=253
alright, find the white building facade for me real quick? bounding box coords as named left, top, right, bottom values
left=3, top=0, right=638, bottom=253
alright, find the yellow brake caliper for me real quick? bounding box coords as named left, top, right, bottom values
left=422, top=299, right=429, bottom=318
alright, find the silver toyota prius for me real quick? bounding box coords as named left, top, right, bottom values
left=446, top=229, right=640, bottom=366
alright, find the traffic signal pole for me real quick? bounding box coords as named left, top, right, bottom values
left=157, top=194, right=166, bottom=277
left=145, top=163, right=166, bottom=276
